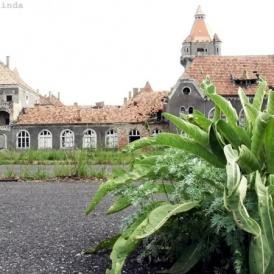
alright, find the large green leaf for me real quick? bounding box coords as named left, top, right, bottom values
left=83, top=234, right=121, bottom=254
left=188, top=110, right=211, bottom=131
left=217, top=119, right=250, bottom=148
left=238, top=145, right=261, bottom=173
left=166, top=241, right=204, bottom=274
left=107, top=183, right=175, bottom=214
left=133, top=201, right=199, bottom=240
left=238, top=88, right=256, bottom=130
left=126, top=132, right=224, bottom=168
left=254, top=172, right=274, bottom=273
left=252, top=79, right=267, bottom=112
left=208, top=123, right=226, bottom=163
left=106, top=201, right=166, bottom=274
left=163, top=112, right=208, bottom=147
left=251, top=112, right=270, bottom=157
left=266, top=90, right=274, bottom=115
left=264, top=117, right=274, bottom=174
left=85, top=156, right=156, bottom=215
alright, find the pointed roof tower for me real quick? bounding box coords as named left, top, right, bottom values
left=185, top=5, right=212, bottom=43
left=143, top=81, right=153, bottom=92
left=180, top=5, right=222, bottom=68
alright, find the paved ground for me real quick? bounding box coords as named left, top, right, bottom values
left=0, top=181, right=151, bottom=274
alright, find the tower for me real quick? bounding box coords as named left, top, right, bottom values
left=180, top=5, right=222, bottom=68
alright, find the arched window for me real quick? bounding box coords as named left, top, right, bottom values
left=129, top=129, right=140, bottom=143
left=38, top=130, right=52, bottom=149
left=180, top=106, right=186, bottom=114
left=188, top=106, right=194, bottom=114
left=105, top=129, right=118, bottom=148
left=208, top=107, right=226, bottom=120
left=17, top=130, right=30, bottom=149
left=83, top=129, right=97, bottom=148
left=152, top=128, right=162, bottom=136
left=239, top=109, right=246, bottom=126
left=60, top=129, right=74, bottom=149
left=208, top=107, right=215, bottom=119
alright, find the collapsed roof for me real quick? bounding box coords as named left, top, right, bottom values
left=17, top=83, right=168, bottom=125
left=182, top=55, right=274, bottom=95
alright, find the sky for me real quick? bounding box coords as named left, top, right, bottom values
left=1, top=0, right=274, bottom=105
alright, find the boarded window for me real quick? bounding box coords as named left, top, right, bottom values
left=38, top=130, right=52, bottom=149
left=83, top=129, right=97, bottom=148
left=60, top=129, right=74, bottom=149
left=105, top=129, right=118, bottom=148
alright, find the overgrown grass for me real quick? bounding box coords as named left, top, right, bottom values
left=0, top=149, right=138, bottom=165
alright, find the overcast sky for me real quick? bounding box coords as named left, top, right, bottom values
left=1, top=0, right=274, bottom=105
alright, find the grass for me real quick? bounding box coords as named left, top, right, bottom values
left=0, top=149, right=137, bottom=165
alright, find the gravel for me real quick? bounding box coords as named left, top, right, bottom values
left=0, top=181, right=154, bottom=274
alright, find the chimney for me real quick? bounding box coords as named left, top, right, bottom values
left=124, top=97, right=127, bottom=105
left=95, top=101, right=104, bottom=108
left=48, top=91, right=51, bottom=97
left=74, top=102, right=78, bottom=107
left=133, top=88, right=139, bottom=97
left=128, top=91, right=132, bottom=100
left=58, top=92, right=60, bottom=100
left=6, top=56, right=10, bottom=68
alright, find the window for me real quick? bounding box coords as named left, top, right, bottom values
left=129, top=129, right=140, bottom=143
left=182, top=87, right=191, bottom=95
left=188, top=106, right=194, bottom=114
left=180, top=106, right=186, bottom=114
left=60, top=129, right=74, bottom=149
left=83, top=129, right=97, bottom=148
left=208, top=107, right=226, bottom=120
left=38, top=130, right=52, bottom=149
left=152, top=128, right=162, bottom=136
left=17, top=130, right=30, bottom=149
left=105, top=129, right=118, bottom=148
left=6, top=95, right=12, bottom=102
left=26, top=95, right=29, bottom=104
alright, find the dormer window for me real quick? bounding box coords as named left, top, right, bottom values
left=197, top=48, right=205, bottom=56
left=231, top=71, right=259, bottom=87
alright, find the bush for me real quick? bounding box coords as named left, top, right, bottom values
left=86, top=78, right=274, bottom=274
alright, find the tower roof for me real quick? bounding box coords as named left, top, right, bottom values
left=195, top=5, right=205, bottom=19
left=142, top=81, right=153, bottom=92
left=184, top=5, right=212, bottom=43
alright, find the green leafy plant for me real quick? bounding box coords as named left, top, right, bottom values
left=86, top=78, right=274, bottom=273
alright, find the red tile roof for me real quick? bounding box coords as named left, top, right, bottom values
left=182, top=55, right=274, bottom=95
left=0, top=64, right=36, bottom=93
left=17, top=87, right=168, bottom=125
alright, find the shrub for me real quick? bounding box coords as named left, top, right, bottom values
left=86, top=78, right=274, bottom=274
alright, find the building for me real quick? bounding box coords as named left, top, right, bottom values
left=1, top=5, right=274, bottom=150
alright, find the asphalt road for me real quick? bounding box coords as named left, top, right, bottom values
left=0, top=181, right=151, bottom=274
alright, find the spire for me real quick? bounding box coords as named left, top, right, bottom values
left=143, top=81, right=153, bottom=92
left=184, top=5, right=211, bottom=43
left=195, top=5, right=205, bottom=19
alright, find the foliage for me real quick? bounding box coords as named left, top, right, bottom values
left=86, top=79, right=274, bottom=273
left=0, top=149, right=137, bottom=165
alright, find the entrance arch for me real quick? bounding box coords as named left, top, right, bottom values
left=0, top=111, right=10, bottom=125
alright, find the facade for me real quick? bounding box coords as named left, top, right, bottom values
left=1, top=5, right=274, bottom=150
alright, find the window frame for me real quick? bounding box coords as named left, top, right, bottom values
left=60, top=129, right=75, bottom=149
left=38, top=129, right=52, bottom=149
left=83, top=129, right=97, bottom=149
left=105, top=129, right=118, bottom=149
left=16, top=130, right=30, bottom=149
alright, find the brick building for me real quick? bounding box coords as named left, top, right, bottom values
left=0, top=5, right=273, bottom=149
